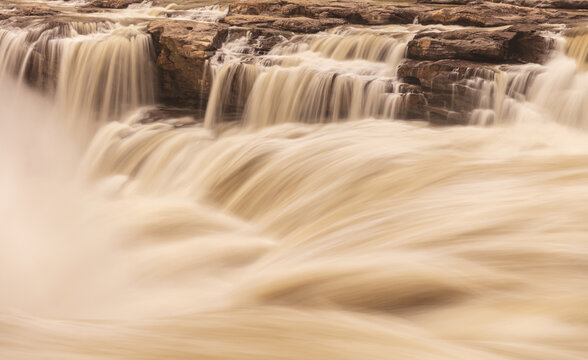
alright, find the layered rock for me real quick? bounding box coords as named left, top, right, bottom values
left=418, top=2, right=572, bottom=26
left=147, top=20, right=229, bottom=107
left=407, top=25, right=553, bottom=63
left=0, top=6, right=59, bottom=21
left=418, top=0, right=588, bottom=9
left=87, top=0, right=143, bottom=9
left=1, top=0, right=573, bottom=125
left=398, top=15, right=556, bottom=124
left=398, top=60, right=497, bottom=124
left=145, top=0, right=565, bottom=122
left=222, top=15, right=345, bottom=33
left=225, top=0, right=430, bottom=32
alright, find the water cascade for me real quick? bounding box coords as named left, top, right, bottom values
left=566, top=27, right=588, bottom=70
left=0, top=20, right=155, bottom=133
left=204, top=25, right=417, bottom=128
left=470, top=31, right=588, bottom=128
left=1, top=1, right=588, bottom=360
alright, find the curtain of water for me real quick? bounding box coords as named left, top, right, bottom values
left=0, top=21, right=155, bottom=135
left=204, top=25, right=413, bottom=128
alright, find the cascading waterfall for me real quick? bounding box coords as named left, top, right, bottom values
left=565, top=27, right=588, bottom=70
left=204, top=25, right=415, bottom=129
left=55, top=25, right=155, bottom=126
left=471, top=29, right=588, bottom=128
left=1, top=1, right=588, bottom=360
left=0, top=20, right=155, bottom=133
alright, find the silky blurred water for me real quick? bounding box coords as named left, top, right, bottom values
left=1, top=1, right=588, bottom=359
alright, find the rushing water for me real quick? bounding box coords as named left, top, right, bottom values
left=1, top=1, right=588, bottom=359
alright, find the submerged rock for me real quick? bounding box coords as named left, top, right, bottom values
left=147, top=20, right=229, bottom=108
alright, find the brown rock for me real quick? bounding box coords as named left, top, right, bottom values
left=225, top=27, right=292, bottom=55
left=147, top=20, right=229, bottom=107
left=398, top=59, right=497, bottom=123
left=416, top=0, right=470, bottom=4
left=417, top=0, right=588, bottom=8
left=87, top=0, right=143, bottom=9
left=418, top=2, right=563, bottom=26
left=227, top=0, right=430, bottom=31
left=1, top=6, right=59, bottom=19
left=407, top=25, right=553, bottom=63
left=223, top=15, right=345, bottom=33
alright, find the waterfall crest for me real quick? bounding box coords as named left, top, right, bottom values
left=0, top=20, right=156, bottom=132
left=204, top=25, right=414, bottom=129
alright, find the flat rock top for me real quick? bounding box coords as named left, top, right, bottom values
left=148, top=20, right=228, bottom=52
left=226, top=0, right=581, bottom=29
left=419, top=0, right=588, bottom=9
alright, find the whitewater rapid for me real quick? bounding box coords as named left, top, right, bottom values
left=1, top=1, right=588, bottom=359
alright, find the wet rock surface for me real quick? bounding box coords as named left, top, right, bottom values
left=222, top=15, right=346, bottom=33
left=147, top=20, right=229, bottom=108
left=398, top=59, right=497, bottom=124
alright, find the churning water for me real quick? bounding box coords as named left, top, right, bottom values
left=1, top=1, right=588, bottom=359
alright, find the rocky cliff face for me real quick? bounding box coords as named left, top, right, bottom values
left=3, top=0, right=584, bottom=125
left=147, top=20, right=229, bottom=108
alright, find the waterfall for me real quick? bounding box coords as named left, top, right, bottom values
left=565, top=27, right=588, bottom=71
left=55, top=25, right=156, bottom=126
left=470, top=30, right=588, bottom=128
left=204, top=25, right=413, bottom=129
left=0, top=20, right=156, bottom=134
left=1, top=2, right=588, bottom=360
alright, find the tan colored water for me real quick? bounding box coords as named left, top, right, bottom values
left=566, top=28, right=588, bottom=70
left=1, top=2, right=588, bottom=360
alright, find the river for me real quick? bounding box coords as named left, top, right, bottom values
left=0, top=1, right=587, bottom=359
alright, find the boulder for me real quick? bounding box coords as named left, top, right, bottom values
left=407, top=25, right=553, bottom=63
left=147, top=20, right=229, bottom=107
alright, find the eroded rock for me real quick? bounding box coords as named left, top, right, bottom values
left=223, top=15, right=345, bottom=33
left=87, top=0, right=143, bottom=9
left=398, top=59, right=497, bottom=123
left=407, top=25, right=553, bottom=63
left=418, top=2, right=566, bottom=26
left=418, top=0, right=588, bottom=9
left=147, top=20, right=229, bottom=107
left=226, top=0, right=430, bottom=32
